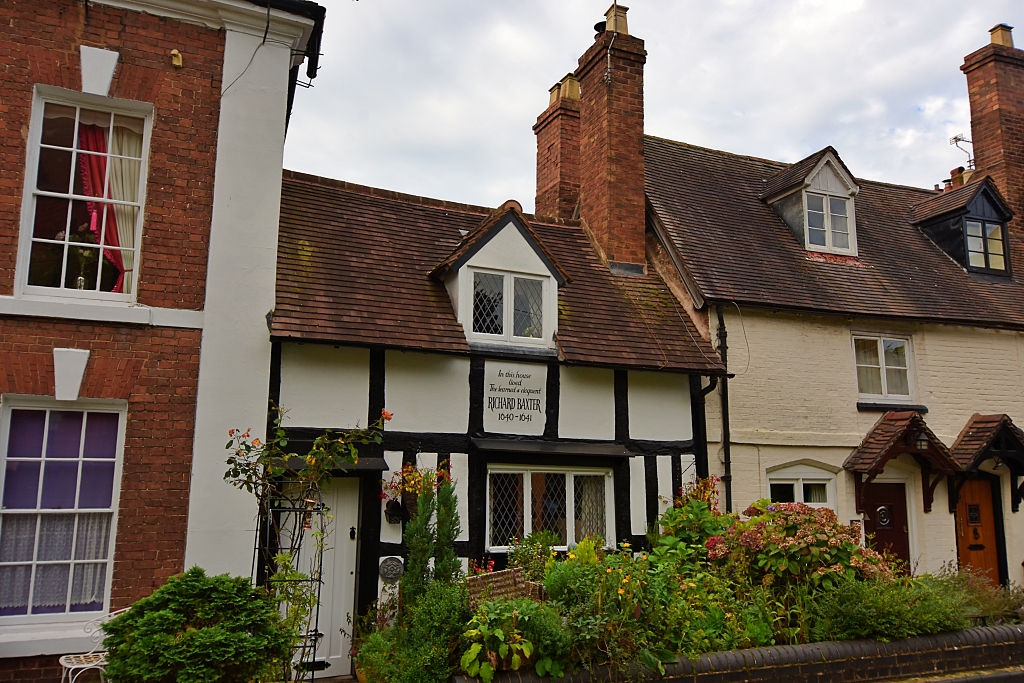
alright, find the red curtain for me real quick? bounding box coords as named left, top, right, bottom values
left=77, top=125, right=125, bottom=293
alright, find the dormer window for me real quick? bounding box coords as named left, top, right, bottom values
left=965, top=220, right=1006, bottom=272
left=762, top=147, right=860, bottom=257
left=471, top=269, right=545, bottom=342
left=806, top=193, right=850, bottom=251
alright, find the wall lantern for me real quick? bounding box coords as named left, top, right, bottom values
left=915, top=433, right=930, bottom=451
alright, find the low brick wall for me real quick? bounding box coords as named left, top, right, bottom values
left=454, top=624, right=1024, bottom=683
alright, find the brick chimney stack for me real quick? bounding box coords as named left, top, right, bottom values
left=962, top=24, right=1024, bottom=224
left=534, top=74, right=581, bottom=220
left=534, top=4, right=648, bottom=272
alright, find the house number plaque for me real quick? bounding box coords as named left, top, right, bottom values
left=483, top=361, right=547, bottom=436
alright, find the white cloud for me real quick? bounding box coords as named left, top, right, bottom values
left=283, top=0, right=1024, bottom=212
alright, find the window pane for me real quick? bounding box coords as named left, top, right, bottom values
left=968, top=251, right=987, bottom=268
left=74, top=152, right=107, bottom=198
left=70, top=563, right=106, bottom=612
left=832, top=231, right=850, bottom=250
left=886, top=368, right=910, bottom=395
left=966, top=221, right=983, bottom=237
left=831, top=215, right=848, bottom=234
left=79, top=462, right=115, bottom=509
left=531, top=473, right=567, bottom=545
left=83, top=414, right=119, bottom=459
left=36, top=148, right=73, bottom=193
left=47, top=412, right=83, bottom=459
left=41, top=461, right=78, bottom=509
left=2, top=462, right=40, bottom=509
left=988, top=237, right=1004, bottom=255
left=28, top=242, right=65, bottom=288
left=989, top=254, right=1005, bottom=271
left=829, top=197, right=847, bottom=216
left=854, top=338, right=880, bottom=366
left=489, top=472, right=523, bottom=546
left=112, top=116, right=145, bottom=158
left=807, top=212, right=825, bottom=230
left=0, top=565, right=31, bottom=616
left=64, top=245, right=100, bottom=291
left=473, top=272, right=504, bottom=335
left=985, top=223, right=1002, bottom=240
left=513, top=278, right=543, bottom=338
left=107, top=158, right=140, bottom=200
left=0, top=515, right=37, bottom=562
left=75, top=513, right=112, bottom=560
left=37, top=514, right=75, bottom=561
left=808, top=228, right=826, bottom=246
left=8, top=410, right=45, bottom=459
left=857, top=366, right=883, bottom=395
left=77, top=110, right=110, bottom=151
left=803, top=483, right=828, bottom=503
left=882, top=340, right=907, bottom=369
left=806, top=194, right=825, bottom=212
left=41, top=104, right=76, bottom=148
left=770, top=483, right=795, bottom=503
left=32, top=563, right=70, bottom=613
left=573, top=475, right=605, bottom=543
left=33, top=197, right=71, bottom=241
left=967, top=236, right=984, bottom=253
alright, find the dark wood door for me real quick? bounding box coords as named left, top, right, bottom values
left=956, top=478, right=1000, bottom=585
left=863, top=483, right=911, bottom=567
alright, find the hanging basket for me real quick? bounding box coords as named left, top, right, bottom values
left=384, top=499, right=405, bottom=524
left=402, top=491, right=419, bottom=519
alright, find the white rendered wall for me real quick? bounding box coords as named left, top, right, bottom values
left=385, top=351, right=470, bottom=433
left=184, top=23, right=306, bottom=576
left=279, top=344, right=370, bottom=428
left=629, top=456, right=647, bottom=535
left=450, top=452, right=471, bottom=542
left=559, top=366, right=615, bottom=440
left=628, top=371, right=692, bottom=441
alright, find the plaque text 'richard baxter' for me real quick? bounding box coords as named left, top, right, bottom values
left=483, top=361, right=546, bottom=436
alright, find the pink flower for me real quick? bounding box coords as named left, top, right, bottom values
left=381, top=409, right=393, bottom=422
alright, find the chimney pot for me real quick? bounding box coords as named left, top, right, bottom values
left=549, top=83, right=561, bottom=107
left=559, top=74, right=581, bottom=101
left=605, top=4, right=629, bottom=36
left=943, top=179, right=953, bottom=192
left=990, top=24, right=1014, bottom=48
left=593, top=21, right=606, bottom=35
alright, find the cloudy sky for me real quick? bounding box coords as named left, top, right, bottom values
left=283, top=0, right=1024, bottom=214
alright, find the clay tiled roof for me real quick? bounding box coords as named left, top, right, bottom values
left=644, top=137, right=1024, bottom=329
left=949, top=413, right=1024, bottom=469
left=759, top=146, right=854, bottom=200
left=844, top=411, right=960, bottom=474
left=274, top=171, right=723, bottom=373
left=909, top=177, right=1011, bottom=224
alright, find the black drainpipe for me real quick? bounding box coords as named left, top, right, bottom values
left=689, top=374, right=719, bottom=480
left=716, top=305, right=733, bottom=513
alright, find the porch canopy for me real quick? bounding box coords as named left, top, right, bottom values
left=950, top=414, right=1024, bottom=512
left=844, top=411, right=962, bottom=513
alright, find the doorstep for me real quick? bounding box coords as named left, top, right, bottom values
left=451, top=624, right=1024, bottom=683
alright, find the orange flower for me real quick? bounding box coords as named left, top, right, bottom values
left=251, top=438, right=262, bottom=448
left=617, top=588, right=625, bottom=595
left=228, top=429, right=236, bottom=436
left=381, top=409, right=393, bottom=422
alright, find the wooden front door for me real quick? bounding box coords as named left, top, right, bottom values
left=956, top=478, right=1001, bottom=585
left=863, top=482, right=911, bottom=567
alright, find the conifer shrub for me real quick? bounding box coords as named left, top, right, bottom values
left=102, top=567, right=292, bottom=683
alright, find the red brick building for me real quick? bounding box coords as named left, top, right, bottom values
left=0, top=0, right=323, bottom=677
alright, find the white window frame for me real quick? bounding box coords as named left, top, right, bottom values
left=16, top=84, right=153, bottom=305
left=765, top=463, right=837, bottom=511
left=486, top=465, right=614, bottom=552
left=0, top=395, right=126, bottom=629
left=804, top=190, right=856, bottom=255
left=467, top=267, right=551, bottom=348
left=852, top=333, right=915, bottom=402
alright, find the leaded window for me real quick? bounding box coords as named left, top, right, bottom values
left=487, top=468, right=610, bottom=550
left=0, top=406, right=121, bottom=617
left=469, top=270, right=546, bottom=344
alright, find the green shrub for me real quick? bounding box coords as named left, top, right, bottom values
left=507, top=530, right=561, bottom=582
left=461, top=597, right=570, bottom=682
left=402, top=478, right=436, bottom=607
left=810, top=575, right=970, bottom=642
left=433, top=477, right=462, bottom=585
left=102, top=567, right=293, bottom=683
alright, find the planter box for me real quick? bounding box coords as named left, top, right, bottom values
left=452, top=624, right=1024, bottom=683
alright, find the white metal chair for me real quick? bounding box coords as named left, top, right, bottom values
left=58, top=608, right=129, bottom=683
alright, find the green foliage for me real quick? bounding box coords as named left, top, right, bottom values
left=357, top=582, right=471, bottom=683
left=102, top=567, right=292, bottom=683
left=433, top=477, right=462, bottom=585
left=810, top=575, right=970, bottom=642
left=461, top=598, right=568, bottom=682
left=402, top=477, right=436, bottom=608
left=507, top=530, right=561, bottom=582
